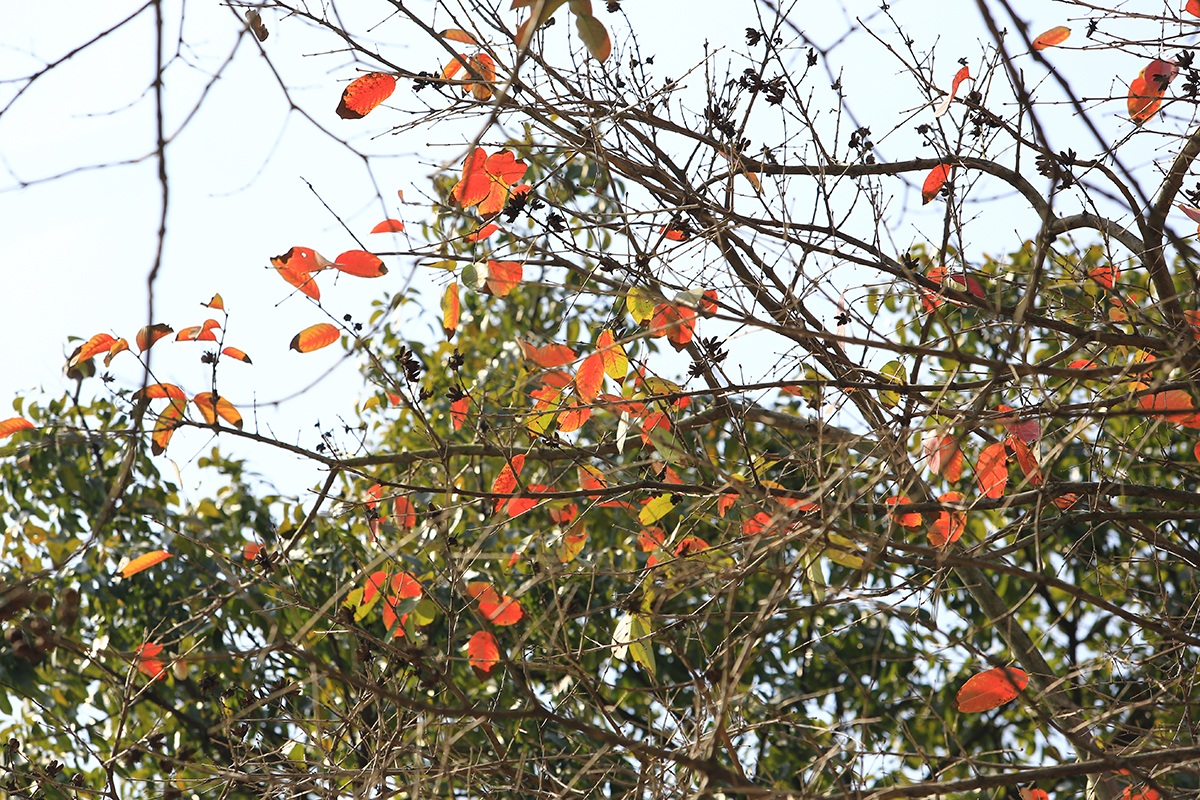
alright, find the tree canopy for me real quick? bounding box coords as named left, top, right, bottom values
left=3, top=2, right=1200, bottom=800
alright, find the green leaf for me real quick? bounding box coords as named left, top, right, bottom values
left=879, top=360, right=907, bottom=408
left=638, top=493, right=676, bottom=525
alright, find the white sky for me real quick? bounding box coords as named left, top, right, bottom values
left=0, top=0, right=1177, bottom=498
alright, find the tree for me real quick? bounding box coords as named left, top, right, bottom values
left=3, top=2, right=1200, bottom=800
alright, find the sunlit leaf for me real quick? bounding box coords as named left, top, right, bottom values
left=1189, top=0, right=1200, bottom=18
left=975, top=442, right=1009, bottom=499
left=956, top=666, right=1028, bottom=712
left=491, top=454, right=526, bottom=512
left=440, top=28, right=479, bottom=45
left=465, top=53, right=496, bottom=101
left=483, top=260, right=523, bottom=297
left=878, top=360, right=907, bottom=408
left=596, top=329, right=628, bottom=381
left=371, top=218, right=405, bottom=233
left=134, top=383, right=187, bottom=401
left=1006, top=436, right=1043, bottom=486
left=120, top=550, right=172, bottom=578
left=638, top=493, right=676, bottom=526
left=136, top=642, right=168, bottom=680
left=1128, top=58, right=1178, bottom=124
left=290, top=323, right=340, bottom=353
left=203, top=293, right=224, bottom=311
left=336, top=72, right=397, bottom=119
left=467, top=630, right=500, bottom=676
left=557, top=530, right=587, bottom=563
left=574, top=352, right=605, bottom=403
left=192, top=392, right=243, bottom=429
left=921, top=164, right=952, bottom=204
left=135, top=324, right=174, bottom=353
left=934, top=66, right=971, bottom=117
left=151, top=400, right=185, bottom=455
left=222, top=347, right=252, bottom=364
left=1032, top=26, right=1070, bottom=50
left=519, top=341, right=576, bottom=368
left=442, top=282, right=460, bottom=340
left=0, top=418, right=34, bottom=440
left=929, top=491, right=966, bottom=547
left=885, top=496, right=922, bottom=528
left=479, top=593, right=523, bottom=625
left=334, top=250, right=388, bottom=278
left=69, top=333, right=117, bottom=368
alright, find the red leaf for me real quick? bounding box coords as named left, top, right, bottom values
left=243, top=543, right=263, bottom=561
left=392, top=496, right=417, bottom=530
left=120, top=550, right=172, bottom=578
left=975, top=442, right=1008, bottom=499
left=451, top=396, right=469, bottom=430
left=452, top=148, right=491, bottom=208
left=491, top=454, right=526, bottom=512
left=470, top=223, right=500, bottom=241
left=886, top=496, right=922, bottom=528
left=649, top=304, right=696, bottom=350
left=955, top=666, right=1028, bottom=712
left=925, top=433, right=963, bottom=481
left=371, top=218, right=405, bottom=233
left=929, top=491, right=966, bottom=548
left=479, top=593, right=523, bottom=625
left=934, top=66, right=972, bottom=116
left=996, top=404, right=1041, bottom=442
left=468, top=630, right=501, bottom=675
left=465, top=53, right=496, bottom=101
left=271, top=247, right=330, bottom=300
left=336, top=72, right=397, bottom=119
left=334, top=250, right=388, bottom=278
left=1089, top=264, right=1118, bottom=289
left=1128, top=59, right=1178, bottom=124
left=137, top=642, right=168, bottom=680
left=290, top=323, right=339, bottom=353
left=0, top=418, right=34, bottom=439
left=1006, top=436, right=1043, bottom=486
left=662, top=224, right=688, bottom=241
left=922, top=164, right=952, bottom=204
left=1188, top=0, right=1200, bottom=18
left=674, top=536, right=710, bottom=557
left=1032, top=26, right=1070, bottom=50
left=575, top=352, right=605, bottom=403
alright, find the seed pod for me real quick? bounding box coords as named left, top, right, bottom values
left=0, top=587, right=32, bottom=622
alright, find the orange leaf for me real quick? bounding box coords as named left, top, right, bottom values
left=1089, top=264, right=1118, bottom=289
left=955, top=666, right=1028, bottom=712
left=465, top=581, right=501, bottom=605
left=442, top=282, right=460, bottom=340
left=371, top=218, right=405, bottom=233
left=452, top=148, right=493, bottom=208
left=922, top=164, right=952, bottom=204
left=0, top=418, right=34, bottom=439
left=192, top=392, right=243, bottom=429
left=491, top=454, right=526, bottom=512
left=465, top=53, right=496, bottom=101
left=934, top=66, right=972, bottom=117
left=243, top=542, right=263, bottom=561
left=135, top=324, right=174, bottom=352
left=203, top=293, right=224, bottom=310
left=1189, top=0, right=1200, bottom=17
left=120, top=550, right=172, bottom=578
left=885, top=496, right=922, bottom=528
left=1006, top=436, right=1043, bottom=486
left=479, top=594, right=523, bottom=625
left=290, top=323, right=339, bottom=353
left=649, top=304, right=696, bottom=350
left=270, top=247, right=330, bottom=300
left=440, top=28, right=479, bottom=45
left=222, top=347, right=252, bottom=364
left=925, top=433, right=963, bottom=481
left=1128, top=59, right=1178, bottom=124
left=151, top=401, right=185, bottom=455
left=596, top=329, right=628, bottom=380
left=392, top=495, right=417, bottom=530
left=929, top=491, right=966, bottom=547
left=70, top=333, right=116, bottom=367
left=336, top=72, right=397, bottom=119
left=975, top=441, right=1008, bottom=499
left=334, top=250, right=388, bottom=278
left=662, top=224, right=688, bottom=241
left=484, top=260, right=523, bottom=297
left=519, top=341, right=577, bottom=368
left=674, top=536, right=710, bottom=557
left=1032, top=26, right=1070, bottom=50
left=575, top=352, right=605, bottom=403
left=442, top=55, right=466, bottom=81
left=137, top=642, right=168, bottom=680
left=470, top=223, right=500, bottom=241
left=134, top=383, right=187, bottom=401
left=468, top=630, right=501, bottom=675
left=451, top=396, right=469, bottom=430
